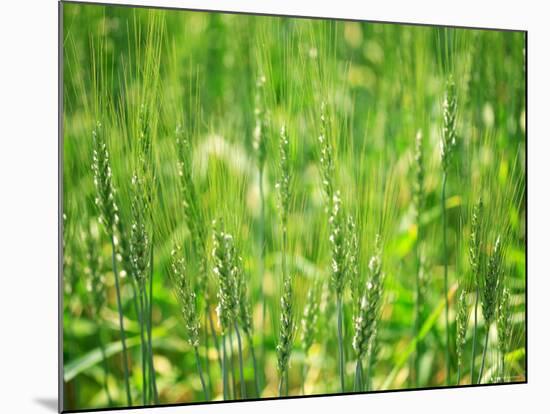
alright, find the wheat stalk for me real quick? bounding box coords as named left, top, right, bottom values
left=92, top=122, right=119, bottom=233
left=497, top=285, right=511, bottom=382
left=331, top=191, right=347, bottom=392
left=353, top=236, right=383, bottom=392
left=299, top=279, right=321, bottom=394
left=456, top=288, right=469, bottom=384
left=84, top=219, right=112, bottom=405
left=129, top=175, right=151, bottom=289
left=318, top=103, right=348, bottom=392
left=346, top=215, right=360, bottom=316
left=91, top=121, right=132, bottom=405
left=212, top=221, right=236, bottom=398
left=469, top=198, right=483, bottom=383
left=253, top=75, right=268, bottom=169
left=170, top=246, right=209, bottom=399
left=276, top=123, right=294, bottom=396
left=300, top=282, right=321, bottom=356
left=134, top=105, right=159, bottom=404
left=413, top=130, right=424, bottom=387
left=276, top=125, right=291, bottom=231
left=235, top=257, right=259, bottom=396
left=318, top=102, right=335, bottom=202
left=478, top=235, right=504, bottom=383
left=277, top=124, right=291, bottom=294
left=440, top=75, right=457, bottom=385
left=127, top=174, right=155, bottom=405
left=212, top=221, right=244, bottom=399
left=231, top=255, right=247, bottom=399
left=253, top=74, right=268, bottom=389
left=277, top=269, right=294, bottom=396
left=175, top=124, right=222, bottom=385
left=441, top=76, right=457, bottom=174
left=175, top=125, right=208, bottom=293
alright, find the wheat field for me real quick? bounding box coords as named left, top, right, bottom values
left=61, top=2, right=526, bottom=411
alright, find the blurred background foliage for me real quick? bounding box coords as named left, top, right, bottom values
left=62, top=2, right=525, bottom=411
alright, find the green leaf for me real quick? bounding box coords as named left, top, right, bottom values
left=382, top=284, right=457, bottom=389
left=64, top=318, right=177, bottom=382
left=64, top=335, right=141, bottom=382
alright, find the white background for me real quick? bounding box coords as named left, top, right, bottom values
left=0, top=0, right=547, bottom=413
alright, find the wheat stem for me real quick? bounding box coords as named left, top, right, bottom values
left=248, top=335, right=260, bottom=397
left=441, top=172, right=450, bottom=385
left=203, top=313, right=213, bottom=396
left=141, top=287, right=152, bottom=403
left=222, top=334, right=229, bottom=400
left=354, top=359, right=363, bottom=392
left=142, top=290, right=158, bottom=403
left=109, top=236, right=132, bottom=405
left=365, top=352, right=373, bottom=392
left=471, top=289, right=479, bottom=383
left=413, top=130, right=424, bottom=388
left=440, top=75, right=457, bottom=386
left=478, top=235, right=503, bottom=383
left=254, top=72, right=268, bottom=394
left=478, top=328, right=490, bottom=383
left=337, top=296, right=345, bottom=392
left=259, top=166, right=267, bottom=394
left=498, top=287, right=511, bottom=383
left=92, top=122, right=132, bottom=404
left=147, top=242, right=158, bottom=403
left=469, top=199, right=483, bottom=384
left=194, top=346, right=209, bottom=400
left=234, top=322, right=246, bottom=398
left=285, top=368, right=289, bottom=396
left=278, top=373, right=284, bottom=396
left=130, top=280, right=148, bottom=405
left=277, top=367, right=289, bottom=397
left=276, top=267, right=293, bottom=397
left=456, top=288, right=468, bottom=386
left=207, top=308, right=223, bottom=372
left=413, top=257, right=421, bottom=387
left=229, top=328, right=237, bottom=399
left=500, top=354, right=505, bottom=383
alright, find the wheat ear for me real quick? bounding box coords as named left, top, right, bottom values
left=91, top=121, right=132, bottom=405
left=440, top=75, right=457, bottom=385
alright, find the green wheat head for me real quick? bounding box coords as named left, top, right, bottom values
left=441, top=76, right=457, bottom=173
left=353, top=236, right=383, bottom=360
left=346, top=214, right=360, bottom=314
left=300, top=280, right=321, bottom=354
left=414, top=130, right=424, bottom=224
left=85, top=220, right=106, bottom=314
left=482, top=236, right=503, bottom=323
left=329, top=191, right=346, bottom=297
left=134, top=104, right=156, bottom=222
left=91, top=121, right=119, bottom=234
left=277, top=271, right=294, bottom=375
left=497, top=285, right=511, bottom=357
left=236, top=255, right=254, bottom=338
left=253, top=74, right=268, bottom=168
left=318, top=102, right=335, bottom=202
left=175, top=125, right=206, bottom=245
left=138, top=105, right=152, bottom=168
left=129, top=174, right=151, bottom=287
left=170, top=245, right=200, bottom=347
left=276, top=124, right=291, bottom=229
left=469, top=198, right=483, bottom=283
left=212, top=221, right=239, bottom=334
left=456, top=288, right=469, bottom=372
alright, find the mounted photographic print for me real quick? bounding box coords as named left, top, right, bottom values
left=60, top=1, right=526, bottom=412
